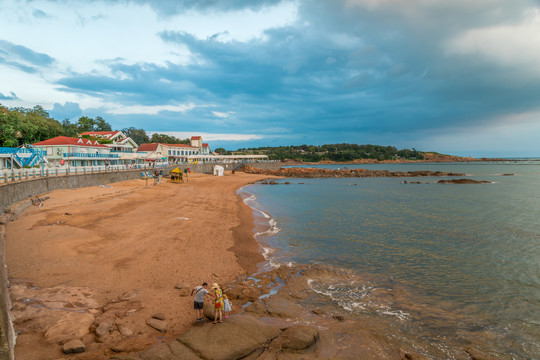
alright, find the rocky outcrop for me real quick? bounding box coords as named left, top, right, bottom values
left=437, top=179, right=491, bottom=184
left=243, top=166, right=465, bottom=178
left=269, top=325, right=319, bottom=351
left=62, top=339, right=86, bottom=354
left=177, top=315, right=282, bottom=360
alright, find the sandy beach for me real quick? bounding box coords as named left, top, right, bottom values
left=5, top=172, right=270, bottom=359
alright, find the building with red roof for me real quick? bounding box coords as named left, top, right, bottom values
left=79, top=130, right=138, bottom=153
left=33, top=136, right=119, bottom=167
left=137, top=136, right=211, bottom=164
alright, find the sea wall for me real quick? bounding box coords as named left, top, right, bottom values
left=0, top=161, right=280, bottom=359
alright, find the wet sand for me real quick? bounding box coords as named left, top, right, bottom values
left=5, top=172, right=272, bottom=359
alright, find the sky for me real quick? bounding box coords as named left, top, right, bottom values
left=1, top=0, right=540, bottom=157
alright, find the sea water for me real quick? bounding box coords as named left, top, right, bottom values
left=239, top=161, right=540, bottom=359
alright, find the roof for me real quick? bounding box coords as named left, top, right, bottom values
left=137, top=143, right=160, bottom=152
left=191, top=136, right=202, bottom=140
left=33, top=136, right=109, bottom=148
left=80, top=131, right=120, bottom=139
left=202, top=143, right=209, bottom=148
left=167, top=143, right=195, bottom=148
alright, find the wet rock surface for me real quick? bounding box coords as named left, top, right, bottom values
left=437, top=179, right=492, bottom=184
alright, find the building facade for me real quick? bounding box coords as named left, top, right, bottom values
left=33, top=136, right=119, bottom=167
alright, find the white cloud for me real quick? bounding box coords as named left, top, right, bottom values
left=415, top=110, right=540, bottom=157
left=445, top=10, right=540, bottom=76
left=104, top=103, right=197, bottom=115
left=211, top=111, right=234, bottom=118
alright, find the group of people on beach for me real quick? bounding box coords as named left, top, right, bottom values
left=191, top=282, right=232, bottom=324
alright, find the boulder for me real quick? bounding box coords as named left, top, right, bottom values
left=244, top=301, right=267, bottom=316
left=118, top=324, right=134, bottom=337
left=44, top=312, right=95, bottom=344
left=96, top=320, right=113, bottom=337
left=203, top=301, right=215, bottom=321
left=264, top=297, right=303, bottom=319
left=63, top=339, right=86, bottom=354
left=271, top=325, right=319, bottom=350
left=177, top=315, right=282, bottom=360
left=238, top=286, right=261, bottom=302
left=146, top=318, right=168, bottom=332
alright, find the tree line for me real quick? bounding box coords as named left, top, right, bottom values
left=233, top=144, right=424, bottom=161
left=0, top=104, right=188, bottom=147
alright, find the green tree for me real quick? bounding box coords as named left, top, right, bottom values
left=61, top=119, right=78, bottom=137
left=150, top=133, right=190, bottom=144
left=214, top=147, right=227, bottom=154
left=122, top=127, right=150, bottom=145
left=95, top=116, right=112, bottom=131
left=77, top=116, right=96, bottom=132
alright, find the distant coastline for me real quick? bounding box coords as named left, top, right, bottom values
left=280, top=152, right=497, bottom=165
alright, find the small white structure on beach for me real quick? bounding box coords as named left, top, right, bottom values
left=213, top=165, right=224, bottom=176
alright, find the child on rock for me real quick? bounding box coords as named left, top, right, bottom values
left=223, top=294, right=232, bottom=319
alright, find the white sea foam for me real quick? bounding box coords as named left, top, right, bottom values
left=308, top=278, right=409, bottom=320
left=254, top=218, right=281, bottom=238
left=242, top=194, right=257, bottom=204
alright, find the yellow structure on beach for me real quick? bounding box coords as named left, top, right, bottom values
left=169, top=167, right=183, bottom=183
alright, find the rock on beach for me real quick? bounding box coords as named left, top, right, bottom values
left=177, top=315, right=282, bottom=360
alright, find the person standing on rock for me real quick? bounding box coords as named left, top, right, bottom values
left=211, top=283, right=224, bottom=324
left=191, top=282, right=209, bottom=321
left=223, top=294, right=232, bottom=319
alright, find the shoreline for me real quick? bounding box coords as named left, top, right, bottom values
left=4, top=172, right=277, bottom=359
left=229, top=188, right=266, bottom=275
left=4, top=171, right=512, bottom=359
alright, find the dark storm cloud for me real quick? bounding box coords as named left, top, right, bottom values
left=54, top=0, right=540, bottom=147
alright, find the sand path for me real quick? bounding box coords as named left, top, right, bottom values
left=6, top=172, right=268, bottom=359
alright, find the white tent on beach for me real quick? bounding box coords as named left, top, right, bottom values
left=213, top=165, right=224, bottom=176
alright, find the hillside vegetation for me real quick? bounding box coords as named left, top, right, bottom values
left=230, top=144, right=425, bottom=162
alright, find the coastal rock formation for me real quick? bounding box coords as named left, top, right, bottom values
left=146, top=318, right=168, bottom=332
left=62, top=339, right=86, bottom=354
left=437, top=179, right=491, bottom=184
left=243, top=166, right=465, bottom=178
left=9, top=284, right=100, bottom=344
left=269, top=325, right=319, bottom=350
left=177, top=315, right=282, bottom=360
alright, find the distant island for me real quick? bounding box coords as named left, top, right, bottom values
left=218, top=144, right=477, bottom=163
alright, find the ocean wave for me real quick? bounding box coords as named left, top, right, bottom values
left=242, top=194, right=257, bottom=204
left=254, top=220, right=281, bottom=238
